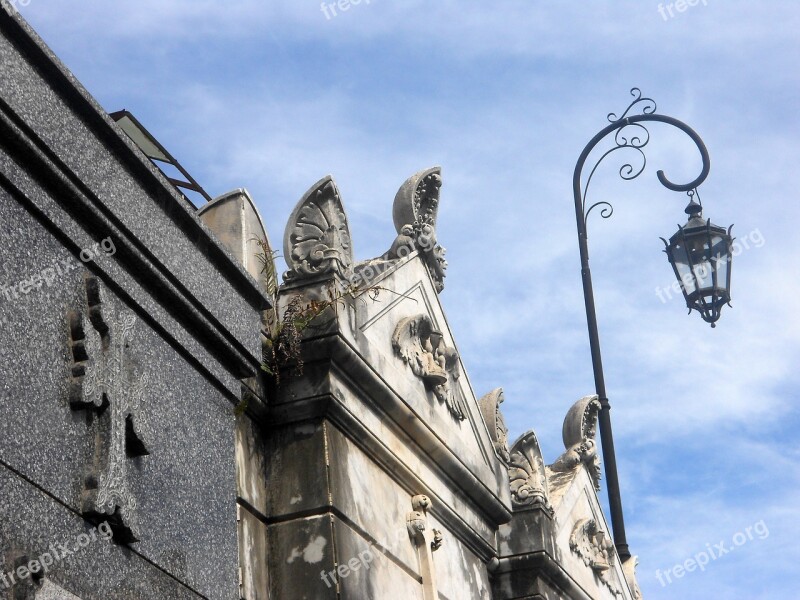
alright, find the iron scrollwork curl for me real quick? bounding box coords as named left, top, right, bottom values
left=606, top=87, right=657, bottom=123
left=576, top=87, right=710, bottom=232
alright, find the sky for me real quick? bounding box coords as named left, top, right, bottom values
left=13, top=1, right=800, bottom=598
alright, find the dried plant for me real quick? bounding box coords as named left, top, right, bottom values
left=254, top=238, right=386, bottom=385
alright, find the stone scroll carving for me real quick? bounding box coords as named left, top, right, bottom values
left=392, top=314, right=466, bottom=421
left=68, top=274, right=149, bottom=544
left=390, top=167, right=447, bottom=292
left=507, top=430, right=552, bottom=513
left=406, top=495, right=441, bottom=600
left=570, top=518, right=622, bottom=596
left=478, top=388, right=510, bottom=463
left=283, top=176, right=353, bottom=282
left=548, top=395, right=602, bottom=491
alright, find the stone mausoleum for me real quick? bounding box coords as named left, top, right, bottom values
left=0, top=7, right=643, bottom=599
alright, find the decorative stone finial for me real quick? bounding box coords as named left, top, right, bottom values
left=283, top=176, right=353, bottom=282
left=507, top=430, right=551, bottom=512
left=549, top=395, right=602, bottom=490
left=391, top=167, right=447, bottom=292
left=478, top=388, right=510, bottom=463
left=197, top=188, right=273, bottom=289
left=622, top=555, right=643, bottom=600
left=393, top=166, right=442, bottom=232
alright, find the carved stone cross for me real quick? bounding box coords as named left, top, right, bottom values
left=68, top=274, right=149, bottom=543
left=406, top=495, right=442, bottom=600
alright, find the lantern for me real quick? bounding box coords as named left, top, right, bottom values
left=662, top=197, right=733, bottom=327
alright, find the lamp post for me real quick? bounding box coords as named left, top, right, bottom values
left=572, top=88, right=733, bottom=561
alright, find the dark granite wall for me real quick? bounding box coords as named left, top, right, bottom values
left=0, top=7, right=270, bottom=599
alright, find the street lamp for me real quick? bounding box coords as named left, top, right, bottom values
left=572, top=88, right=733, bottom=561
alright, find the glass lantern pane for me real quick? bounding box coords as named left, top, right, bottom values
left=671, top=241, right=689, bottom=266
left=711, top=235, right=730, bottom=292
left=674, top=257, right=697, bottom=296
left=693, top=260, right=714, bottom=292
left=669, top=240, right=698, bottom=297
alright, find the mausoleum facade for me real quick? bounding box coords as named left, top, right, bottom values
left=0, top=7, right=642, bottom=599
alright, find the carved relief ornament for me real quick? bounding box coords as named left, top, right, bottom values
left=68, top=274, right=149, bottom=544
left=570, top=518, right=622, bottom=596
left=406, top=495, right=441, bottom=600
left=392, top=314, right=466, bottom=421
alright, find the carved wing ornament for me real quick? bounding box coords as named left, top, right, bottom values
left=283, top=176, right=353, bottom=282
left=570, top=518, right=623, bottom=596
left=392, top=314, right=437, bottom=379
left=391, top=314, right=466, bottom=421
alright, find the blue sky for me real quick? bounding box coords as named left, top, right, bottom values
left=15, top=1, right=799, bottom=598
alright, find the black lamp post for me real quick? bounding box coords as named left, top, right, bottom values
left=572, top=88, right=733, bottom=561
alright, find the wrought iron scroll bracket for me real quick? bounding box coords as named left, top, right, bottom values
left=576, top=88, right=711, bottom=233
